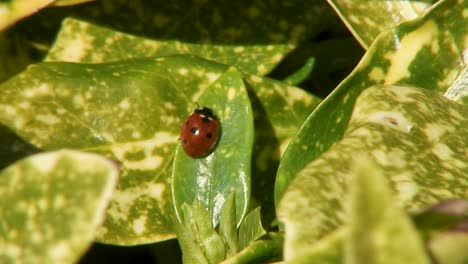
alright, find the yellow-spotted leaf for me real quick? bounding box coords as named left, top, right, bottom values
left=345, top=158, right=429, bottom=264
left=45, top=18, right=290, bottom=76
left=39, top=0, right=329, bottom=45
left=0, top=55, right=231, bottom=245
left=275, top=0, right=467, bottom=205
left=2, top=0, right=333, bottom=82
left=0, top=0, right=54, bottom=31
left=0, top=53, right=319, bottom=245
left=278, top=85, right=468, bottom=260
left=327, top=0, right=434, bottom=49
left=172, top=67, right=254, bottom=227
left=0, top=150, right=119, bottom=264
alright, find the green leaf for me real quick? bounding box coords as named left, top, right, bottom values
left=0, top=0, right=55, bottom=31
left=283, top=56, right=315, bottom=86
left=180, top=201, right=226, bottom=264
left=237, top=207, right=266, bottom=251
left=40, top=0, right=330, bottom=45
left=174, top=220, right=209, bottom=264
left=278, top=85, right=468, bottom=260
left=0, top=54, right=319, bottom=245
left=289, top=229, right=345, bottom=264
left=275, top=0, right=468, bottom=205
left=0, top=150, right=119, bottom=264
left=221, top=232, right=283, bottom=264
left=0, top=55, right=230, bottom=245
left=46, top=18, right=290, bottom=76
left=219, top=193, right=238, bottom=257
left=327, top=0, right=433, bottom=48
left=345, top=157, right=429, bottom=264
left=172, top=67, right=254, bottom=227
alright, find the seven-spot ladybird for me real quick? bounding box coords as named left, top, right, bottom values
left=180, top=106, right=220, bottom=158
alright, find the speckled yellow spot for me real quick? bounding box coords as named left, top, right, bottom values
left=385, top=21, right=438, bottom=84
left=36, top=114, right=61, bottom=125
left=119, top=99, right=130, bottom=109
left=48, top=241, right=70, bottom=261
left=30, top=154, right=58, bottom=173
left=234, top=47, right=245, bottom=53
left=227, top=88, right=236, bottom=101
left=369, top=67, right=385, bottom=82
left=257, top=64, right=266, bottom=74
left=133, top=215, right=147, bottom=235
left=178, top=68, right=188, bottom=75
left=73, top=94, right=85, bottom=107
left=23, top=83, right=51, bottom=98
left=111, top=132, right=177, bottom=170
left=206, top=72, right=219, bottom=83
left=249, top=75, right=263, bottom=83
left=59, top=29, right=95, bottom=62
left=433, top=143, right=453, bottom=161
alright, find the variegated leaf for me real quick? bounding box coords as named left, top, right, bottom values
left=327, top=0, right=434, bottom=48
left=46, top=18, right=290, bottom=76
left=278, top=85, right=468, bottom=260
left=275, top=0, right=468, bottom=205
left=344, top=158, right=429, bottom=264
left=0, top=55, right=320, bottom=245
left=0, top=55, right=228, bottom=245
left=0, top=150, right=118, bottom=264
left=40, top=0, right=329, bottom=45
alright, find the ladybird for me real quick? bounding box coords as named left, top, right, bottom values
left=180, top=106, right=221, bottom=158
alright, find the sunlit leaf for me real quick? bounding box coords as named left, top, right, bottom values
left=275, top=0, right=468, bottom=205
left=46, top=18, right=291, bottom=76
left=0, top=55, right=229, bottom=245
left=278, top=85, right=468, bottom=259
left=327, top=0, right=434, bottom=48
left=0, top=150, right=119, bottom=263
left=345, top=157, right=429, bottom=264
left=0, top=51, right=320, bottom=245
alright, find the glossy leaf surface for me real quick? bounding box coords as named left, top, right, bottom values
left=0, top=150, right=118, bottom=263
left=275, top=0, right=468, bottom=205
left=279, top=85, right=468, bottom=260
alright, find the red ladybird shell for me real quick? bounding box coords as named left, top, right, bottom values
left=180, top=107, right=220, bottom=158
